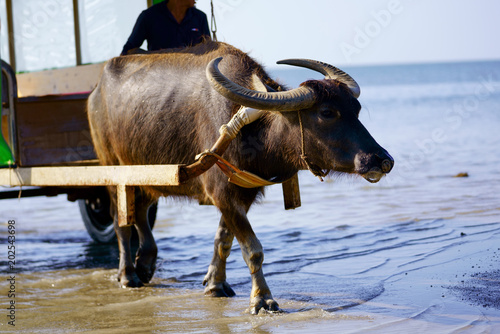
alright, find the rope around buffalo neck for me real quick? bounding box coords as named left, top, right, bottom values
left=297, top=110, right=329, bottom=181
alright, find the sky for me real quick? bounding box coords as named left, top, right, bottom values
left=1, top=0, right=499, bottom=72
left=195, top=0, right=500, bottom=68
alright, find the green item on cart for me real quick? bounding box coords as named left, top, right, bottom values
left=0, top=59, right=15, bottom=167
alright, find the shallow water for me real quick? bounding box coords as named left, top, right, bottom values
left=1, top=61, right=500, bottom=333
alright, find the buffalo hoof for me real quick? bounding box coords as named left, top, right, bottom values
left=135, top=247, right=157, bottom=284
left=203, top=280, right=236, bottom=298
left=118, top=269, right=144, bottom=288
left=249, top=296, right=280, bottom=315
left=135, top=262, right=156, bottom=284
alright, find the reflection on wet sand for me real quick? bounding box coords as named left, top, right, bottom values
left=9, top=269, right=372, bottom=334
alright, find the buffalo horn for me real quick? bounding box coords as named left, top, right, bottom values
left=206, top=57, right=316, bottom=112
left=276, top=59, right=361, bottom=98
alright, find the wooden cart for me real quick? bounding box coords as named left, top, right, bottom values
left=0, top=1, right=182, bottom=242
left=0, top=0, right=300, bottom=243
left=0, top=60, right=181, bottom=242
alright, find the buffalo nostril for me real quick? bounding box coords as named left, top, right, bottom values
left=381, top=159, right=393, bottom=173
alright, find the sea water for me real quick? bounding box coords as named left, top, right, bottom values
left=0, top=60, right=499, bottom=333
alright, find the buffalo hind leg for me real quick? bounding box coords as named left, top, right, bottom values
left=203, top=217, right=236, bottom=297
left=134, top=197, right=158, bottom=284
left=219, top=205, right=279, bottom=314
left=112, top=191, right=157, bottom=287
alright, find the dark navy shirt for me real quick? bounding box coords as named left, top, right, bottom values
left=121, top=2, right=210, bottom=55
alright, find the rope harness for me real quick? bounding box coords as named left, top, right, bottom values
left=297, top=110, right=329, bottom=182
left=194, top=107, right=328, bottom=188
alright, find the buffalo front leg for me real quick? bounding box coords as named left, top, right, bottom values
left=203, top=217, right=236, bottom=297
left=245, top=238, right=279, bottom=314
left=220, top=206, right=279, bottom=314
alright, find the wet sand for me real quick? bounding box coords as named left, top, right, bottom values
left=1, top=191, right=499, bottom=333
left=5, top=247, right=500, bottom=334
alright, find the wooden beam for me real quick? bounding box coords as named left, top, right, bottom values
left=0, top=164, right=180, bottom=227
left=0, top=165, right=181, bottom=187
left=282, top=173, right=301, bottom=210
left=117, top=185, right=136, bottom=227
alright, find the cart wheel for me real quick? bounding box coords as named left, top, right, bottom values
left=78, top=189, right=157, bottom=244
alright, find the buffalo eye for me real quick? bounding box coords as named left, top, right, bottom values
left=319, top=108, right=339, bottom=120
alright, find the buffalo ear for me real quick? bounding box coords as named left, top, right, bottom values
left=251, top=74, right=268, bottom=92
left=251, top=74, right=279, bottom=93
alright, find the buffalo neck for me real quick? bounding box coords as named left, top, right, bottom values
left=237, top=112, right=302, bottom=183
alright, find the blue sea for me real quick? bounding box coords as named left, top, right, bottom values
left=1, top=60, right=500, bottom=333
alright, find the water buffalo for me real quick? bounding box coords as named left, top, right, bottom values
left=87, top=41, right=393, bottom=314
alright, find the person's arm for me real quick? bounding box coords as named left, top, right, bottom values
left=201, top=13, right=211, bottom=40
left=121, top=12, right=148, bottom=55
